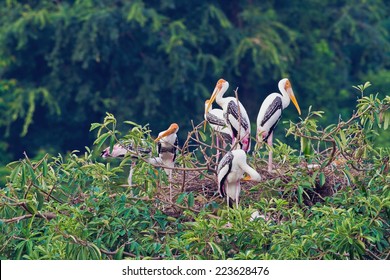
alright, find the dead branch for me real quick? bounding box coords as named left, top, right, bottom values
left=1, top=212, right=57, bottom=223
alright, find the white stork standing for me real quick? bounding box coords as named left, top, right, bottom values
left=154, top=123, right=179, bottom=202
left=204, top=99, right=232, bottom=161
left=206, top=79, right=251, bottom=152
left=217, top=149, right=261, bottom=208
left=256, top=78, right=301, bottom=172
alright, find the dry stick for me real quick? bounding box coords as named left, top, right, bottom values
left=127, top=194, right=220, bottom=220
left=46, top=184, right=57, bottom=202
left=1, top=212, right=57, bottom=224
left=57, top=228, right=161, bottom=260
left=324, top=140, right=337, bottom=168
left=31, top=181, right=65, bottom=204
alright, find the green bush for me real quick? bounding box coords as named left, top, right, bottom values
left=0, top=84, right=389, bottom=259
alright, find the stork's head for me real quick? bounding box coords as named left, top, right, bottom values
left=154, top=123, right=179, bottom=142
left=206, top=78, right=229, bottom=113
left=101, top=144, right=127, bottom=158
left=279, top=78, right=301, bottom=115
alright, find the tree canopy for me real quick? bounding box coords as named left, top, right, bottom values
left=1, top=0, right=389, bottom=164
left=0, top=0, right=389, bottom=261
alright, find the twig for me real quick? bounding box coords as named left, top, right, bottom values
left=1, top=212, right=57, bottom=223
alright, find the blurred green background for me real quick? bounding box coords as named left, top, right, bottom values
left=1, top=0, right=389, bottom=170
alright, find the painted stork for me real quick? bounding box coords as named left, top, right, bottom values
left=154, top=123, right=179, bottom=201
left=206, top=79, right=251, bottom=152
left=204, top=99, right=232, bottom=159
left=101, top=143, right=157, bottom=186
left=217, top=149, right=261, bottom=208
left=256, top=78, right=301, bottom=172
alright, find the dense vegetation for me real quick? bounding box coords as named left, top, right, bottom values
left=0, top=0, right=389, bottom=260
left=0, top=84, right=389, bottom=259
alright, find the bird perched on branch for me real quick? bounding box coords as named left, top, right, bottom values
left=256, top=78, right=301, bottom=172
left=207, top=79, right=251, bottom=152
left=217, top=149, right=261, bottom=208
left=101, top=142, right=160, bottom=186
left=204, top=99, right=232, bottom=161
left=154, top=123, right=179, bottom=201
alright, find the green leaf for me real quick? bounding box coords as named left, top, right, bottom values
left=42, top=159, right=48, bottom=177
left=319, top=172, right=326, bottom=187
left=339, top=129, right=347, bottom=146
left=124, top=121, right=141, bottom=127
left=383, top=111, right=390, bottom=130
left=93, top=132, right=111, bottom=151
left=199, top=130, right=207, bottom=142
left=297, top=185, right=303, bottom=205
left=109, top=134, right=115, bottom=153
left=9, top=164, right=21, bottom=183
left=26, top=201, right=37, bottom=214
left=176, top=193, right=186, bottom=204
left=36, top=190, right=44, bottom=210
left=27, top=165, right=37, bottom=184
left=188, top=192, right=194, bottom=207
left=208, top=242, right=225, bottom=258
left=90, top=123, right=101, bottom=131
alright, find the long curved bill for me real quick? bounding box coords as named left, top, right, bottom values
left=287, top=87, right=301, bottom=115
left=206, top=86, right=219, bottom=114
left=204, top=99, right=210, bottom=131
left=154, top=123, right=179, bottom=142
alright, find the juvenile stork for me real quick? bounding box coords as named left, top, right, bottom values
left=206, top=79, right=251, bottom=152
left=256, top=78, right=301, bottom=172
left=217, top=149, right=261, bottom=208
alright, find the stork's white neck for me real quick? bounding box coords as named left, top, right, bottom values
left=215, top=83, right=229, bottom=107
left=278, top=81, right=291, bottom=109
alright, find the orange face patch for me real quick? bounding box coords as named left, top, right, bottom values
left=169, top=123, right=179, bottom=131
left=217, top=79, right=226, bottom=90
left=284, top=79, right=291, bottom=91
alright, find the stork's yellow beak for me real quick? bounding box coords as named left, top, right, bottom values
left=204, top=99, right=210, bottom=131
left=206, top=79, right=225, bottom=114
left=154, top=123, right=179, bottom=142
left=242, top=175, right=252, bottom=181
left=206, top=87, right=218, bottom=114
left=287, top=87, right=301, bottom=115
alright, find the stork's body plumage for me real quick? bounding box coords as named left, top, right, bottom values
left=217, top=149, right=261, bottom=208
left=204, top=100, right=232, bottom=153
left=256, top=78, right=301, bottom=172
left=207, top=79, right=251, bottom=152
left=155, top=123, right=179, bottom=201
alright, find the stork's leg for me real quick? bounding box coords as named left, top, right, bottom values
left=235, top=182, right=240, bottom=208
left=169, top=169, right=172, bottom=202
left=267, top=131, right=274, bottom=172
left=216, top=136, right=220, bottom=164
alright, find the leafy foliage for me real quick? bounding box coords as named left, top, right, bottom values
left=1, top=85, right=389, bottom=260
